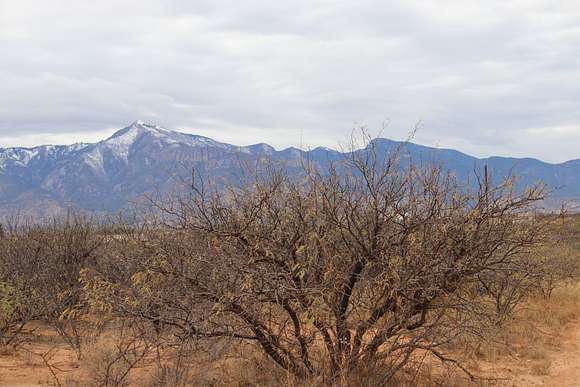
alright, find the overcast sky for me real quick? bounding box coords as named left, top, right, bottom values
left=1, top=1, right=579, bottom=162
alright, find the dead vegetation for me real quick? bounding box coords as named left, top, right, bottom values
left=0, top=137, right=579, bottom=386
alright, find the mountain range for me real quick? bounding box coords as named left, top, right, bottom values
left=1, top=121, right=578, bottom=217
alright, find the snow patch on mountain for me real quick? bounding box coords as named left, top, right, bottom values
left=101, top=123, right=142, bottom=160
left=0, top=143, right=90, bottom=171
left=83, top=148, right=106, bottom=175
left=0, top=149, right=38, bottom=170
left=239, top=143, right=276, bottom=155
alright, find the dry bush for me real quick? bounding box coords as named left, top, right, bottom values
left=144, top=337, right=230, bottom=386
left=83, top=321, right=152, bottom=387
left=84, top=341, right=135, bottom=387
left=0, top=281, right=31, bottom=349
left=0, top=215, right=103, bottom=356
left=81, top=137, right=552, bottom=384
left=526, top=217, right=580, bottom=301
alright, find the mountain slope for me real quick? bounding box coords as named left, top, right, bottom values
left=0, top=121, right=578, bottom=216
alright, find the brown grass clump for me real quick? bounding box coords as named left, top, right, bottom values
left=83, top=341, right=135, bottom=387
left=82, top=330, right=152, bottom=387
left=524, top=283, right=580, bottom=331
left=506, top=274, right=580, bottom=357
left=146, top=363, right=194, bottom=387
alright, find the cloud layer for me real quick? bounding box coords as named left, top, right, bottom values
left=1, top=0, right=579, bottom=162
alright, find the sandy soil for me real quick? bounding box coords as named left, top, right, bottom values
left=1, top=320, right=580, bottom=386
left=542, top=318, right=580, bottom=387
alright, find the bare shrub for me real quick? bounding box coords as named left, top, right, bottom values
left=84, top=322, right=151, bottom=387
left=84, top=342, right=134, bottom=387
left=0, top=281, right=32, bottom=349
left=82, top=137, right=550, bottom=384
left=476, top=255, right=545, bottom=325
left=535, top=216, right=580, bottom=299
left=0, top=215, right=103, bottom=355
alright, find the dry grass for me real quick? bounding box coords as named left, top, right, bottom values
left=467, top=282, right=580, bottom=361
left=432, top=281, right=580, bottom=386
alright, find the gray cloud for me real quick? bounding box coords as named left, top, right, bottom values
left=1, top=0, right=579, bottom=162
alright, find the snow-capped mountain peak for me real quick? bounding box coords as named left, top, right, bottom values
left=105, top=120, right=226, bottom=149
left=106, top=120, right=164, bottom=142
left=78, top=121, right=231, bottom=173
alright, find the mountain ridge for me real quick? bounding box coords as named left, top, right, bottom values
left=1, top=121, right=578, bottom=216
left=3, top=120, right=578, bottom=166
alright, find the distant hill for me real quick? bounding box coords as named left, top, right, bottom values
left=1, top=121, right=578, bottom=216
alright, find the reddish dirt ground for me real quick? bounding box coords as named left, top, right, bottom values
left=0, top=320, right=579, bottom=386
